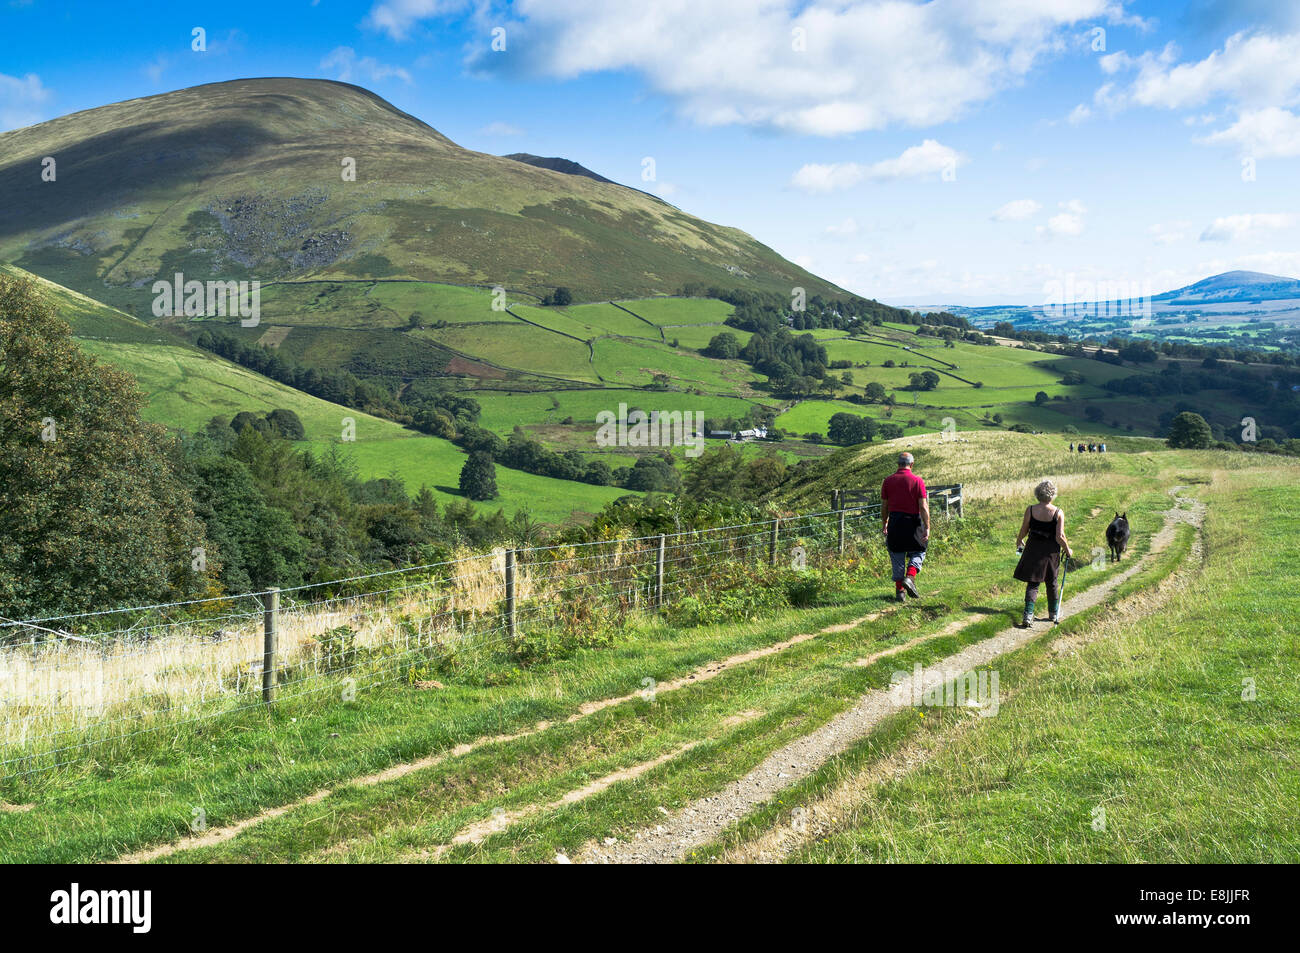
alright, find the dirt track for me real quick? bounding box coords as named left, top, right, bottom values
left=576, top=490, right=1203, bottom=864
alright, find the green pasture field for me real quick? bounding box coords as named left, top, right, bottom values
left=302, top=435, right=627, bottom=523
left=592, top=337, right=753, bottom=392
left=670, top=324, right=753, bottom=350
left=469, top=388, right=766, bottom=434
left=426, top=323, right=599, bottom=382
left=616, top=297, right=734, bottom=326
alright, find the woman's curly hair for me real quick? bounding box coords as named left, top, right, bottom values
left=1034, top=480, right=1058, bottom=503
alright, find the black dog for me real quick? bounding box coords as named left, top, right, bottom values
left=1106, top=513, right=1130, bottom=562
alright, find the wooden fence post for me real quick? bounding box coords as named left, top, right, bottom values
left=655, top=534, right=666, bottom=610
left=262, top=587, right=279, bottom=705
left=838, top=509, right=846, bottom=555
left=769, top=518, right=780, bottom=567
left=504, top=549, right=517, bottom=639
left=956, top=484, right=964, bottom=517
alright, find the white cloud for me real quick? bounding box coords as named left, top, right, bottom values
left=992, top=199, right=1041, bottom=221
left=791, top=140, right=963, bottom=192
left=1200, top=107, right=1300, bottom=158
left=1036, top=200, right=1087, bottom=238
left=373, top=0, right=1123, bottom=136
left=1199, top=213, right=1296, bottom=242
left=479, top=121, right=525, bottom=136
left=1105, top=32, right=1300, bottom=111
left=366, top=0, right=470, bottom=40
left=1098, top=50, right=1132, bottom=74
left=0, top=71, right=50, bottom=130
left=1067, top=103, right=1091, bottom=124
left=824, top=217, right=860, bottom=237
left=320, top=46, right=413, bottom=84
left=792, top=163, right=864, bottom=193
left=1096, top=32, right=1300, bottom=161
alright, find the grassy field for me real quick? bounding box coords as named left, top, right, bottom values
left=425, top=322, right=600, bottom=382
left=3, top=434, right=1290, bottom=864
left=2, top=267, right=625, bottom=523
left=470, top=388, right=766, bottom=433
left=592, top=336, right=754, bottom=392
left=512, top=302, right=662, bottom=341
left=617, top=297, right=734, bottom=327
left=723, top=469, right=1298, bottom=863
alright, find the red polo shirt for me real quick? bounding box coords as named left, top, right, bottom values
left=881, top=467, right=927, bottom=515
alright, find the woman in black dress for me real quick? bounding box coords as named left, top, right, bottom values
left=1014, top=480, right=1075, bottom=627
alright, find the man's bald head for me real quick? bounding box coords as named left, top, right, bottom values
left=898, top=452, right=914, bottom=468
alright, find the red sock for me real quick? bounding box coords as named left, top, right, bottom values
left=895, top=580, right=904, bottom=591
left=907, top=566, right=918, bottom=578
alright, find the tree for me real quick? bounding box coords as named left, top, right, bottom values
left=1034, top=391, right=1050, bottom=406
left=230, top=410, right=263, bottom=433
left=625, top=455, right=680, bottom=492
left=864, top=381, right=888, bottom=403
left=458, top=451, right=498, bottom=501
left=546, top=287, right=573, bottom=307
left=1166, top=411, right=1212, bottom=449
left=827, top=412, right=878, bottom=446
left=1118, top=341, right=1158, bottom=363
left=745, top=454, right=787, bottom=494
left=704, top=332, right=741, bottom=359
left=684, top=445, right=745, bottom=499
left=0, top=274, right=208, bottom=617
left=267, top=408, right=305, bottom=440
left=177, top=450, right=306, bottom=592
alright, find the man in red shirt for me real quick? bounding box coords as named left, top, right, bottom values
left=881, top=452, right=930, bottom=602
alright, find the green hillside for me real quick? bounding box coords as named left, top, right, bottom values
left=5, top=266, right=625, bottom=524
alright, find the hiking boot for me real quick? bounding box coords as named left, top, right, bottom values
left=1049, top=602, right=1061, bottom=625
left=902, top=574, right=919, bottom=598
left=1018, top=600, right=1036, bottom=628
left=895, top=589, right=906, bottom=604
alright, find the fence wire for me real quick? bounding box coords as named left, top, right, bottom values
left=0, top=505, right=909, bottom=780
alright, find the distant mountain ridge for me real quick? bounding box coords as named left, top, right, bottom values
left=502, top=154, right=619, bottom=186
left=1153, top=270, right=1300, bottom=304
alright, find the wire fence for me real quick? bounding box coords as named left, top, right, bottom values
left=0, top=504, right=912, bottom=781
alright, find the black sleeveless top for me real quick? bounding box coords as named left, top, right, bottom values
left=1026, top=507, right=1060, bottom=547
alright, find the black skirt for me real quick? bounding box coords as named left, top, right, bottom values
left=1014, top=534, right=1060, bottom=584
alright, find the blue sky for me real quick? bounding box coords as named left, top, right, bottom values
left=3, top=0, right=1299, bottom=305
